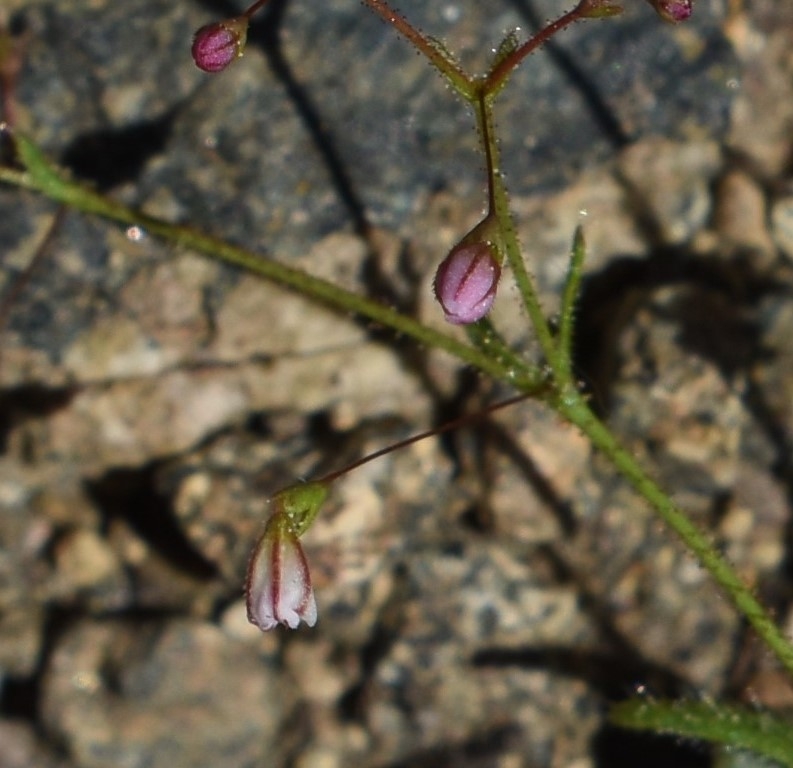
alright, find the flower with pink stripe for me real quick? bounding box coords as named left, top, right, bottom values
left=246, top=513, right=317, bottom=631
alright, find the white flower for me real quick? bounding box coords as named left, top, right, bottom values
left=246, top=514, right=317, bottom=631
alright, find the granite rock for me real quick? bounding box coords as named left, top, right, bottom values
left=1, top=0, right=791, bottom=766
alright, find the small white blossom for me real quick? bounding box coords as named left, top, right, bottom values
left=246, top=514, right=317, bottom=631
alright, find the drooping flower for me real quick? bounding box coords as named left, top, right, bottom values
left=246, top=512, right=317, bottom=631
left=434, top=241, right=501, bottom=325
left=191, top=16, right=249, bottom=73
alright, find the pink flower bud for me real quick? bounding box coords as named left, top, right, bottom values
left=644, top=0, right=692, bottom=22
left=434, top=242, right=501, bottom=325
left=246, top=514, right=317, bottom=631
left=191, top=17, right=249, bottom=73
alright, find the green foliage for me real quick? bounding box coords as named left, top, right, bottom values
left=490, top=30, right=520, bottom=71
left=611, top=699, right=793, bottom=768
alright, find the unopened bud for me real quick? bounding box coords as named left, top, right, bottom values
left=191, top=16, right=249, bottom=73
left=434, top=241, right=501, bottom=325
left=644, top=0, right=692, bottom=22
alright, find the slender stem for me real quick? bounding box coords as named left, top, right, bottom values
left=558, top=394, right=793, bottom=678
left=484, top=0, right=618, bottom=95
left=0, top=139, right=537, bottom=391
left=475, top=93, right=562, bottom=372
left=465, top=317, right=536, bottom=376
left=477, top=90, right=498, bottom=214
left=242, top=0, right=272, bottom=20
left=317, top=393, right=531, bottom=485
left=485, top=4, right=584, bottom=94
left=361, top=0, right=474, bottom=99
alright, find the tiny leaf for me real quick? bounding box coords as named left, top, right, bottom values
left=13, top=132, right=70, bottom=198
left=491, top=31, right=519, bottom=70
left=427, top=35, right=461, bottom=72
left=610, top=699, right=793, bottom=768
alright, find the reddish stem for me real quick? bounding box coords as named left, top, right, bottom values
left=360, top=0, right=472, bottom=96
left=485, top=1, right=601, bottom=94
left=243, top=0, right=272, bottom=20
left=0, top=26, right=28, bottom=129
left=316, top=393, right=531, bottom=485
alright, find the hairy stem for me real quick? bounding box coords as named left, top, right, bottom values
left=559, top=393, right=793, bottom=678
left=485, top=0, right=619, bottom=95
left=474, top=92, right=563, bottom=373
left=557, top=226, right=586, bottom=379
left=1, top=136, right=539, bottom=391
left=361, top=0, right=473, bottom=98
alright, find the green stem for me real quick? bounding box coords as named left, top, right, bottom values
left=360, top=0, right=474, bottom=100
left=474, top=92, right=563, bottom=373
left=559, top=393, right=793, bottom=678
left=0, top=137, right=536, bottom=390
left=465, top=317, right=538, bottom=378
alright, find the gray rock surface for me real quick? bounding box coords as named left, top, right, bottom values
left=1, top=0, right=792, bottom=766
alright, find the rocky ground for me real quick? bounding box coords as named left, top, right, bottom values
left=1, top=0, right=792, bottom=766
